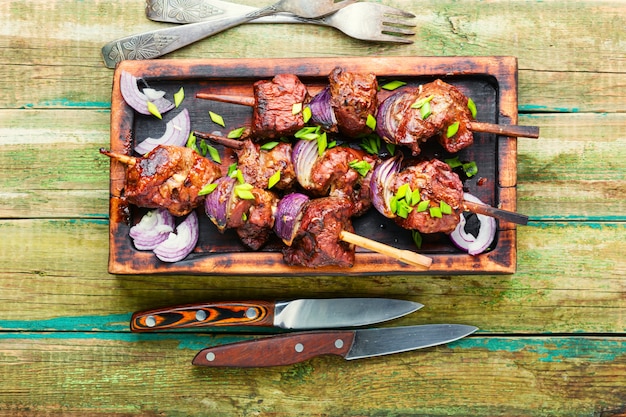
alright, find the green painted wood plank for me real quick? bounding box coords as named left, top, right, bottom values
left=0, top=335, right=624, bottom=416
left=0, top=220, right=623, bottom=333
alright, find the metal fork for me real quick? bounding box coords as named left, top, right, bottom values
left=101, top=0, right=355, bottom=68
left=146, top=0, right=416, bottom=44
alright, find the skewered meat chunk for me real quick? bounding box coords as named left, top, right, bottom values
left=105, top=145, right=221, bottom=217
left=327, top=67, right=379, bottom=137
left=235, top=188, right=279, bottom=250
left=236, top=139, right=296, bottom=191
left=307, top=146, right=377, bottom=216
left=377, top=79, right=474, bottom=155
left=391, top=159, right=464, bottom=234
left=252, top=73, right=310, bottom=139
left=283, top=197, right=355, bottom=268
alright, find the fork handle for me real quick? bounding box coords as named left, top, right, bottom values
left=101, top=10, right=271, bottom=68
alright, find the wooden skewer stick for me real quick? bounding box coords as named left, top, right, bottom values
left=99, top=148, right=137, bottom=165
left=339, top=230, right=432, bottom=269
left=196, top=92, right=540, bottom=139
left=463, top=200, right=529, bottom=225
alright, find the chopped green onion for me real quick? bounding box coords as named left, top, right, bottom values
left=440, top=200, right=452, bottom=215
left=390, top=196, right=398, bottom=215
left=186, top=132, right=198, bottom=152
left=420, top=101, right=431, bottom=119
left=446, top=121, right=460, bottom=138
left=412, top=230, right=423, bottom=249
left=260, top=141, right=280, bottom=151
left=429, top=206, right=442, bottom=218
left=396, top=183, right=410, bottom=199
left=242, top=212, right=248, bottom=222
left=235, top=185, right=255, bottom=200
left=410, top=95, right=434, bottom=109
left=386, top=142, right=396, bottom=156
left=174, top=87, right=184, bottom=108
left=366, top=114, right=377, bottom=131
left=198, top=139, right=209, bottom=156
left=207, top=144, right=221, bottom=163
left=410, top=189, right=421, bottom=206
left=444, top=156, right=463, bottom=168
left=267, top=170, right=281, bottom=189
left=147, top=101, right=162, bottom=119
left=295, top=126, right=319, bottom=138
left=328, top=140, right=337, bottom=149
left=209, top=111, right=225, bottom=127
left=198, top=183, right=217, bottom=196
left=467, top=97, right=477, bottom=118
left=317, top=132, right=328, bottom=156
left=227, top=127, right=246, bottom=139
left=463, top=161, right=478, bottom=177
left=348, top=160, right=372, bottom=177
left=302, top=106, right=312, bottom=123
left=416, top=200, right=430, bottom=212
left=381, top=80, right=407, bottom=91
left=292, top=102, right=303, bottom=115
left=227, top=163, right=238, bottom=177
left=229, top=168, right=245, bottom=184
left=359, top=134, right=381, bottom=155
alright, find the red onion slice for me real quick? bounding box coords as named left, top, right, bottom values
left=129, top=209, right=175, bottom=250
left=204, top=177, right=236, bottom=232
left=450, top=193, right=496, bottom=255
left=292, top=139, right=320, bottom=189
left=134, top=108, right=191, bottom=155
left=369, top=155, right=402, bottom=218
left=308, top=86, right=337, bottom=130
left=119, top=70, right=175, bottom=116
left=274, top=193, right=309, bottom=245
left=153, top=211, right=199, bottom=262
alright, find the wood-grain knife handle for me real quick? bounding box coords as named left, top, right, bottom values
left=192, top=330, right=356, bottom=367
left=130, top=301, right=275, bottom=331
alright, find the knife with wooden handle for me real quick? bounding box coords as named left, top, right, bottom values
left=192, top=324, right=478, bottom=367
left=130, top=298, right=423, bottom=331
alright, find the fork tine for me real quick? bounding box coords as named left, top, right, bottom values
left=372, top=34, right=414, bottom=44
left=376, top=4, right=416, bottom=18
left=382, top=24, right=416, bottom=36
left=381, top=16, right=417, bottom=27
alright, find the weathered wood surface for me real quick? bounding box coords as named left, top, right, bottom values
left=0, top=0, right=625, bottom=415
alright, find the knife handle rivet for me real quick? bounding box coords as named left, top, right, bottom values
left=196, top=310, right=207, bottom=322
left=245, top=308, right=257, bottom=319
left=205, top=352, right=216, bottom=362
left=145, top=315, right=156, bottom=327
left=335, top=339, right=344, bottom=349
left=294, top=343, right=304, bottom=353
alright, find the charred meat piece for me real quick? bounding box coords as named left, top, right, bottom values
left=236, top=140, right=296, bottom=191
left=283, top=197, right=355, bottom=268
left=391, top=159, right=464, bottom=234
left=101, top=145, right=221, bottom=217
left=328, top=67, right=378, bottom=137
left=378, top=80, right=474, bottom=155
left=308, top=146, right=377, bottom=216
left=235, top=188, right=279, bottom=250
left=252, top=73, right=310, bottom=139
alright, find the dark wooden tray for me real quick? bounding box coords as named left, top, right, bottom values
left=107, top=56, right=520, bottom=275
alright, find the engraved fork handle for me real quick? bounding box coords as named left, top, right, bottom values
left=101, top=6, right=277, bottom=68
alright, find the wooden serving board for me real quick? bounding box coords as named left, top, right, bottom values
left=107, top=56, right=519, bottom=275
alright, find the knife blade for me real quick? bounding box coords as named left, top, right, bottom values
left=130, top=298, right=423, bottom=332
left=192, top=324, right=478, bottom=367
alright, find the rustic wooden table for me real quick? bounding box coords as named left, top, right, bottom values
left=1, top=0, right=625, bottom=415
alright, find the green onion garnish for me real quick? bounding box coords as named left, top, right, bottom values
left=174, top=87, right=184, bottom=108
left=227, top=127, right=246, bottom=139
left=317, top=132, right=328, bottom=156
left=381, top=80, right=407, bottom=91
left=386, top=143, right=396, bottom=156
left=209, top=111, right=225, bottom=127
left=366, top=114, right=377, bottom=131
left=412, top=230, right=423, bottom=249
left=359, top=134, right=381, bottom=155
left=348, top=160, right=372, bottom=177
left=302, top=106, right=312, bottom=123
left=446, top=121, right=460, bottom=138
left=440, top=200, right=452, bottom=215
left=198, top=183, right=217, bottom=196
left=207, top=144, right=221, bottom=163
left=260, top=141, right=280, bottom=151
left=444, top=156, right=463, bottom=168
left=147, top=101, right=162, bottom=119
left=267, top=170, right=281, bottom=189
left=463, top=161, right=478, bottom=177
left=467, top=97, right=477, bottom=118
left=292, top=102, right=303, bottom=115
left=416, top=200, right=430, bottom=212
left=186, top=132, right=198, bottom=152
left=235, top=183, right=255, bottom=200
left=227, top=163, right=238, bottom=177
left=420, top=101, right=431, bottom=119
left=429, top=206, right=442, bottom=218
